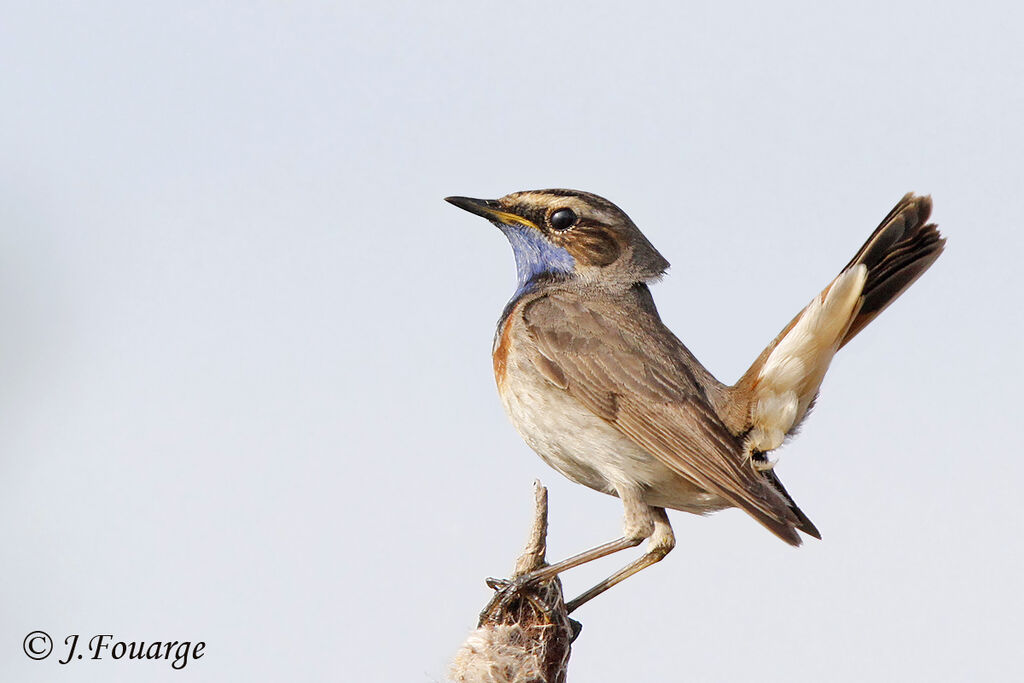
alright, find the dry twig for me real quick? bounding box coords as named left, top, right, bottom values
left=448, top=482, right=577, bottom=683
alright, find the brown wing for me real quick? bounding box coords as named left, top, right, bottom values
left=521, top=287, right=811, bottom=545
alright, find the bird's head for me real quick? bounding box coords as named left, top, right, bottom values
left=445, top=189, right=670, bottom=297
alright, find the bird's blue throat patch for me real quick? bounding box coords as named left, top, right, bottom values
left=498, top=222, right=576, bottom=300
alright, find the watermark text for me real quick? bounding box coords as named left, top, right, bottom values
left=23, top=631, right=205, bottom=670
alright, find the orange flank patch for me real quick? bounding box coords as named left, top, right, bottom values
left=492, top=318, right=514, bottom=389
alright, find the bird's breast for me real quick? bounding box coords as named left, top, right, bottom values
left=492, top=314, right=515, bottom=391
left=492, top=313, right=728, bottom=513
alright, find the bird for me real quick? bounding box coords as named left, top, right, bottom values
left=445, top=189, right=944, bottom=612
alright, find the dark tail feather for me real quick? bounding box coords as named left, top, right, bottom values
left=763, top=469, right=821, bottom=540
left=839, top=193, right=945, bottom=348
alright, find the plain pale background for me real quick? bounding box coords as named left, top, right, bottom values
left=2, top=2, right=1021, bottom=681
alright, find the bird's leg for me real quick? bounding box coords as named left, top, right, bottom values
left=484, top=524, right=644, bottom=618
left=566, top=507, right=675, bottom=613
left=486, top=491, right=671, bottom=612
left=515, top=536, right=643, bottom=584
left=511, top=487, right=655, bottom=585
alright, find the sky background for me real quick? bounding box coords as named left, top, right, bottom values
left=2, top=2, right=1022, bottom=681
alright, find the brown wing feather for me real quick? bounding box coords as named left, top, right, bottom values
left=523, top=288, right=808, bottom=545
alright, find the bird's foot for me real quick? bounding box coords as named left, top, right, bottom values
left=480, top=574, right=554, bottom=624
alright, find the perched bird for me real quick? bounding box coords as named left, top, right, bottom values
left=446, top=190, right=944, bottom=612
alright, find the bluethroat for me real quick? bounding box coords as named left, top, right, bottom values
left=446, top=190, right=944, bottom=612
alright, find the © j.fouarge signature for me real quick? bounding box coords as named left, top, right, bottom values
left=57, top=634, right=205, bottom=669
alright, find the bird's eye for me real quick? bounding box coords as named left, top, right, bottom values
left=549, top=208, right=577, bottom=231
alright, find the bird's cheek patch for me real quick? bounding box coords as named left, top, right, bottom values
left=562, top=224, right=623, bottom=267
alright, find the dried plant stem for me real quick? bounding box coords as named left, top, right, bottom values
left=448, top=482, right=576, bottom=683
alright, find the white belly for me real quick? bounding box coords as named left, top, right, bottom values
left=498, top=353, right=729, bottom=514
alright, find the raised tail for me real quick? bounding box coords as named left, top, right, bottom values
left=728, top=193, right=945, bottom=454
left=838, top=193, right=945, bottom=348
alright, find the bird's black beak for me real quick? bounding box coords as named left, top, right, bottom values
left=444, top=196, right=501, bottom=219
left=445, top=196, right=539, bottom=229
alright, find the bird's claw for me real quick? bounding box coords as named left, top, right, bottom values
left=479, top=573, right=554, bottom=624
left=485, top=576, right=513, bottom=591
